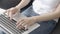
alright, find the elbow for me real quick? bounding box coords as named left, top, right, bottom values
left=54, top=11, right=60, bottom=18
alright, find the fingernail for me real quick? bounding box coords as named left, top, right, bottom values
left=24, top=25, right=28, bottom=30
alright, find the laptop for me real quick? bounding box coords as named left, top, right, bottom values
left=0, top=8, right=40, bottom=34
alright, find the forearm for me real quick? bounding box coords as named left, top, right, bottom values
left=32, top=5, right=60, bottom=22
left=16, top=0, right=30, bottom=9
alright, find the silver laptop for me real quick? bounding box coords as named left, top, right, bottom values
left=0, top=9, right=40, bottom=34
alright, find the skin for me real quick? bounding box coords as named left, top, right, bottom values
left=6, top=0, right=60, bottom=29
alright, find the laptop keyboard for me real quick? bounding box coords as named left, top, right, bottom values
left=0, top=14, right=26, bottom=34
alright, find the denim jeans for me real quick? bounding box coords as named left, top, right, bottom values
left=21, top=6, right=57, bottom=34
left=0, top=30, right=6, bottom=34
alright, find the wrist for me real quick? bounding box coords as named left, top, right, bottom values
left=15, top=6, right=21, bottom=9
left=30, top=17, right=37, bottom=22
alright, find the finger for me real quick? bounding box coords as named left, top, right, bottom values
left=12, top=11, right=19, bottom=18
left=21, top=22, right=29, bottom=30
left=21, top=22, right=26, bottom=30
left=16, top=19, right=24, bottom=25
left=16, top=20, right=25, bottom=30
left=16, top=25, right=22, bottom=29
left=19, top=25, right=25, bottom=30
left=16, top=21, right=24, bottom=28
left=7, top=9, right=10, bottom=16
left=21, top=22, right=26, bottom=27
left=9, top=11, right=12, bottom=20
left=16, top=24, right=22, bottom=29
left=7, top=10, right=10, bottom=17
left=24, top=25, right=28, bottom=30
left=10, top=12, right=14, bottom=20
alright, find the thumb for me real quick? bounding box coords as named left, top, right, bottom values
left=10, top=11, right=13, bottom=20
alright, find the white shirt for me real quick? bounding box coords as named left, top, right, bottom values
left=33, top=0, right=60, bottom=22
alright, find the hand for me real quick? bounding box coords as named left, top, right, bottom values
left=6, top=7, right=20, bottom=20
left=16, top=17, right=36, bottom=30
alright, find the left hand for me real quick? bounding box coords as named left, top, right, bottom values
left=16, top=17, right=36, bottom=30
left=6, top=7, right=20, bottom=20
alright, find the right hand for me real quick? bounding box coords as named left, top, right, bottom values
left=6, top=7, right=20, bottom=20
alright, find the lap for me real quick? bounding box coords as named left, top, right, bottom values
left=29, top=20, right=56, bottom=34
left=21, top=6, right=57, bottom=34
